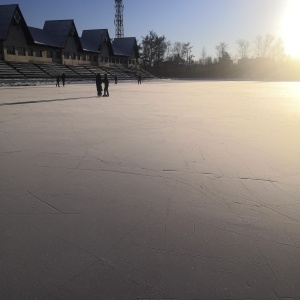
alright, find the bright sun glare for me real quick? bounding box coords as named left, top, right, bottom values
left=281, top=0, right=300, bottom=58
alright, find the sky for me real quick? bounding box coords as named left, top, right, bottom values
left=2, top=0, right=300, bottom=59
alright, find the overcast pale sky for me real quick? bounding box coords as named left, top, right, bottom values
left=2, top=0, right=299, bottom=59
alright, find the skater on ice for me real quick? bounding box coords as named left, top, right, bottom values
left=56, top=75, right=60, bottom=87
left=96, top=73, right=102, bottom=96
left=103, top=73, right=109, bottom=97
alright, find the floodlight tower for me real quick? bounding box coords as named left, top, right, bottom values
left=114, top=0, right=124, bottom=38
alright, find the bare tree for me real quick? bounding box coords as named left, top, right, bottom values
left=170, top=42, right=193, bottom=64
left=254, top=35, right=263, bottom=58
left=255, top=34, right=276, bottom=58
left=200, top=46, right=207, bottom=65
left=236, top=39, right=250, bottom=59
left=182, top=42, right=193, bottom=64
left=216, top=42, right=228, bottom=59
left=262, top=34, right=275, bottom=58
left=270, top=38, right=286, bottom=62
left=165, top=40, right=172, bottom=60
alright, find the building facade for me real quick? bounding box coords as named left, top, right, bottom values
left=0, top=4, right=139, bottom=67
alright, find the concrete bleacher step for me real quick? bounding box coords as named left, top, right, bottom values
left=118, top=67, right=137, bottom=79
left=85, top=66, right=106, bottom=76
left=0, top=60, right=155, bottom=81
left=8, top=62, right=50, bottom=78
left=67, top=66, right=94, bottom=78
left=35, top=63, right=78, bottom=78
left=0, top=61, right=24, bottom=78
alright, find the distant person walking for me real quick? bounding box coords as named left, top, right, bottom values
left=56, top=75, right=60, bottom=87
left=137, top=74, right=142, bottom=84
left=114, top=75, right=118, bottom=84
left=95, top=73, right=102, bottom=96
left=103, top=73, right=109, bottom=97
left=61, top=73, right=66, bottom=87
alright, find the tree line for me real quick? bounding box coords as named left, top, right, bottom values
left=139, top=31, right=300, bottom=81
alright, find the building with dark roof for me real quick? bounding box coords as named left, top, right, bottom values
left=0, top=4, right=139, bottom=67
left=113, top=37, right=140, bottom=65
left=81, top=29, right=114, bottom=64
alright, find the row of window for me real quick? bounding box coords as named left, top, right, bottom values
left=6, top=46, right=136, bottom=64
left=7, top=46, right=57, bottom=58
left=63, top=51, right=97, bottom=62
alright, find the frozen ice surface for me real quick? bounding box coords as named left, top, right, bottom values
left=0, top=80, right=300, bottom=299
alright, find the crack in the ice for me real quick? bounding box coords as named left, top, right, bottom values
left=135, top=244, right=268, bottom=267
left=164, top=180, right=178, bottom=231
left=239, top=177, right=276, bottom=183
left=163, top=169, right=277, bottom=184
left=169, top=213, right=300, bottom=250
left=27, top=191, right=64, bottom=214
left=20, top=217, right=166, bottom=299
left=0, top=150, right=21, bottom=154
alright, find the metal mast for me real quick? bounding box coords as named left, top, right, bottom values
left=114, top=0, right=124, bottom=38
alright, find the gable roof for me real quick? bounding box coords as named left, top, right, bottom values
left=0, top=4, right=16, bottom=40
left=43, top=19, right=82, bottom=49
left=112, top=37, right=139, bottom=58
left=0, top=4, right=33, bottom=43
left=81, top=29, right=113, bottom=54
left=28, top=26, right=61, bottom=48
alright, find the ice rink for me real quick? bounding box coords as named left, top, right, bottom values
left=1, top=80, right=300, bottom=299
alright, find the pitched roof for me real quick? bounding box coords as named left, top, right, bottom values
left=43, top=20, right=81, bottom=49
left=81, top=29, right=113, bottom=54
left=28, top=26, right=61, bottom=48
left=112, top=37, right=139, bottom=58
left=0, top=4, right=33, bottom=43
left=0, top=4, right=16, bottom=40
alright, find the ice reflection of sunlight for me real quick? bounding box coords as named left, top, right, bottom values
left=281, top=0, right=300, bottom=58
left=288, top=82, right=300, bottom=97
left=284, top=82, right=300, bottom=110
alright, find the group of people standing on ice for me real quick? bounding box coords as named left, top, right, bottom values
left=95, top=73, right=142, bottom=96
left=56, top=73, right=65, bottom=87
left=96, top=73, right=109, bottom=97
left=55, top=71, right=142, bottom=96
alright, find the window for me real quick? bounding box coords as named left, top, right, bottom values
left=55, top=52, right=61, bottom=59
left=14, top=11, right=21, bottom=24
left=7, top=46, right=15, bottom=55
left=93, top=56, right=97, bottom=62
left=36, top=50, right=43, bottom=57
left=87, top=55, right=91, bottom=61
left=81, top=54, right=86, bottom=61
left=17, top=47, right=25, bottom=56
left=28, top=48, right=33, bottom=56
left=64, top=52, right=69, bottom=59
left=72, top=53, right=76, bottom=60
left=46, top=51, right=52, bottom=58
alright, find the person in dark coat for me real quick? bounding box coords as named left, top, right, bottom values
left=56, top=75, right=60, bottom=87
left=61, top=73, right=66, bottom=87
left=103, top=74, right=109, bottom=97
left=114, top=75, right=118, bottom=84
left=95, top=73, right=102, bottom=96
left=137, top=74, right=142, bottom=84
